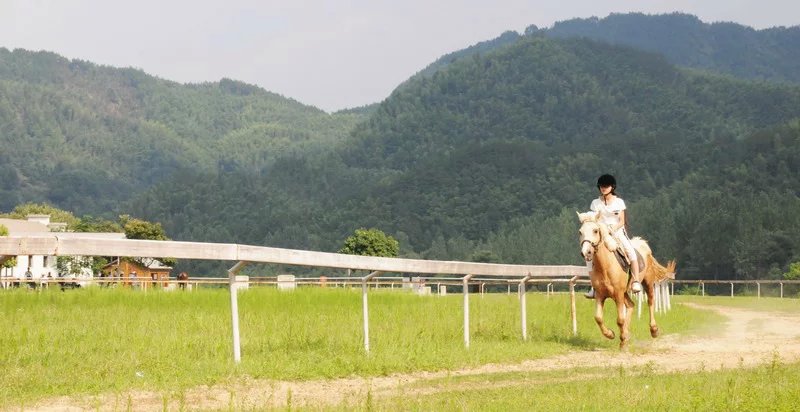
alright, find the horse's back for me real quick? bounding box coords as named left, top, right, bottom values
left=631, top=237, right=652, bottom=256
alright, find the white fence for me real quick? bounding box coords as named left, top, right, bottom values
left=0, top=235, right=586, bottom=362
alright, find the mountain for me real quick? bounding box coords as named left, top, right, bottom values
left=132, top=35, right=800, bottom=279
left=546, top=12, right=800, bottom=83
left=0, top=48, right=364, bottom=213
left=416, top=13, right=800, bottom=85
left=3, top=14, right=800, bottom=280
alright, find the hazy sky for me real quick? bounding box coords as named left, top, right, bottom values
left=1, top=1, right=797, bottom=112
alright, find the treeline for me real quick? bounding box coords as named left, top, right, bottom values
left=418, top=12, right=800, bottom=86
left=0, top=48, right=364, bottom=213
left=546, top=12, right=800, bottom=83
left=3, top=15, right=800, bottom=280
left=127, top=36, right=800, bottom=280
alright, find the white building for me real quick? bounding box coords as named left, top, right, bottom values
left=0, top=215, right=126, bottom=285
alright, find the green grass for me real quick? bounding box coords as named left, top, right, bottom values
left=0, top=287, right=717, bottom=407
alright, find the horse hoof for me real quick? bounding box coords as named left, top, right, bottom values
left=603, top=330, right=615, bottom=340
left=650, top=326, right=660, bottom=338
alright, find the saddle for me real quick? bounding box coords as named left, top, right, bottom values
left=615, top=248, right=644, bottom=274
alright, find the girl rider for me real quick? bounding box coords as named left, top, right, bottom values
left=585, top=174, right=642, bottom=298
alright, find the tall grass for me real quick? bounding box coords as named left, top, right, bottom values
left=0, top=287, right=713, bottom=406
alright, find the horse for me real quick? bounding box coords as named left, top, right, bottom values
left=177, top=272, right=189, bottom=290
left=577, top=212, right=676, bottom=349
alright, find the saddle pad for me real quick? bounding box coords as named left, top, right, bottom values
left=615, top=248, right=644, bottom=273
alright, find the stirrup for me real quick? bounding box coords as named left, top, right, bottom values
left=584, top=288, right=595, bottom=299
left=630, top=281, right=642, bottom=293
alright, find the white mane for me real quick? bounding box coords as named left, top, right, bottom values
left=577, top=211, right=596, bottom=223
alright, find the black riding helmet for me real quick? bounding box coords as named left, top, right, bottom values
left=597, top=174, right=616, bottom=190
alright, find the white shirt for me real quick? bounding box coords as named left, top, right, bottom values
left=590, top=197, right=626, bottom=227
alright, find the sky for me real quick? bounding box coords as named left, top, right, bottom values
left=1, top=1, right=798, bottom=112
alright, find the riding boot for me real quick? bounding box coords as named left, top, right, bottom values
left=584, top=288, right=595, bottom=299
left=630, top=261, right=642, bottom=293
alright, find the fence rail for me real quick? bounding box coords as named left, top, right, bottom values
left=4, top=275, right=794, bottom=290
left=4, top=234, right=797, bottom=363
left=671, top=279, right=800, bottom=298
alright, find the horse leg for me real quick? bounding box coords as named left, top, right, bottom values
left=594, top=298, right=615, bottom=340
left=646, top=281, right=659, bottom=337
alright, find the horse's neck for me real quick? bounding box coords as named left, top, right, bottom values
left=592, top=241, right=617, bottom=276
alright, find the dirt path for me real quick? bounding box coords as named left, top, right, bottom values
left=25, top=303, right=800, bottom=411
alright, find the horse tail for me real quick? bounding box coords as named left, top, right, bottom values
left=647, top=254, right=676, bottom=281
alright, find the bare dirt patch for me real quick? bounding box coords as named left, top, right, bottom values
left=23, top=303, right=800, bottom=411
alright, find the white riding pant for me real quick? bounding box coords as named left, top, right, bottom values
left=614, top=228, right=637, bottom=263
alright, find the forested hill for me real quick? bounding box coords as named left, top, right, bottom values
left=132, top=35, right=800, bottom=280
left=546, top=13, right=800, bottom=83
left=416, top=13, right=800, bottom=85
left=0, top=48, right=364, bottom=213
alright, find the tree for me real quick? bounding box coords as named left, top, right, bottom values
left=120, top=214, right=168, bottom=240
left=74, top=215, right=122, bottom=233
left=785, top=262, right=800, bottom=280
left=56, top=256, right=90, bottom=276
left=0, top=224, right=15, bottom=269
left=339, top=228, right=399, bottom=257
left=1, top=203, right=79, bottom=228
left=470, top=250, right=500, bottom=263
left=118, top=215, right=176, bottom=266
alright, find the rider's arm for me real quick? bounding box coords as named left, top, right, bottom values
left=612, top=210, right=626, bottom=232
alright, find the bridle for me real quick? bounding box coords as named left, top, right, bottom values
left=581, top=238, right=599, bottom=250
left=580, top=222, right=601, bottom=253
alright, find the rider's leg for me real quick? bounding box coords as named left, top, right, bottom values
left=619, top=232, right=642, bottom=293
left=630, top=257, right=642, bottom=293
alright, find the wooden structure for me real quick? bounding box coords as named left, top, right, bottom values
left=102, top=258, right=172, bottom=288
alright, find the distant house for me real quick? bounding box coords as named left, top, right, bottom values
left=102, top=258, right=172, bottom=288
left=0, top=215, right=125, bottom=285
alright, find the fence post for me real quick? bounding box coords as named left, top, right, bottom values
left=780, top=282, right=784, bottom=299
left=701, top=282, right=705, bottom=297
left=463, top=274, right=474, bottom=348
left=757, top=282, right=761, bottom=299
left=665, top=281, right=672, bottom=311
left=361, top=271, right=381, bottom=354
left=520, top=273, right=533, bottom=341
left=637, top=289, right=643, bottom=319
left=227, top=261, right=249, bottom=363
left=654, top=281, right=661, bottom=313
left=731, top=282, right=734, bottom=298
left=569, top=275, right=578, bottom=336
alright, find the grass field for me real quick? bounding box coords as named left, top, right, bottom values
left=0, top=286, right=718, bottom=408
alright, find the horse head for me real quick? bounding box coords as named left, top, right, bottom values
left=576, top=211, right=618, bottom=262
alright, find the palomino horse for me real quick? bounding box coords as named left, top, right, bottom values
left=578, top=212, right=675, bottom=349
